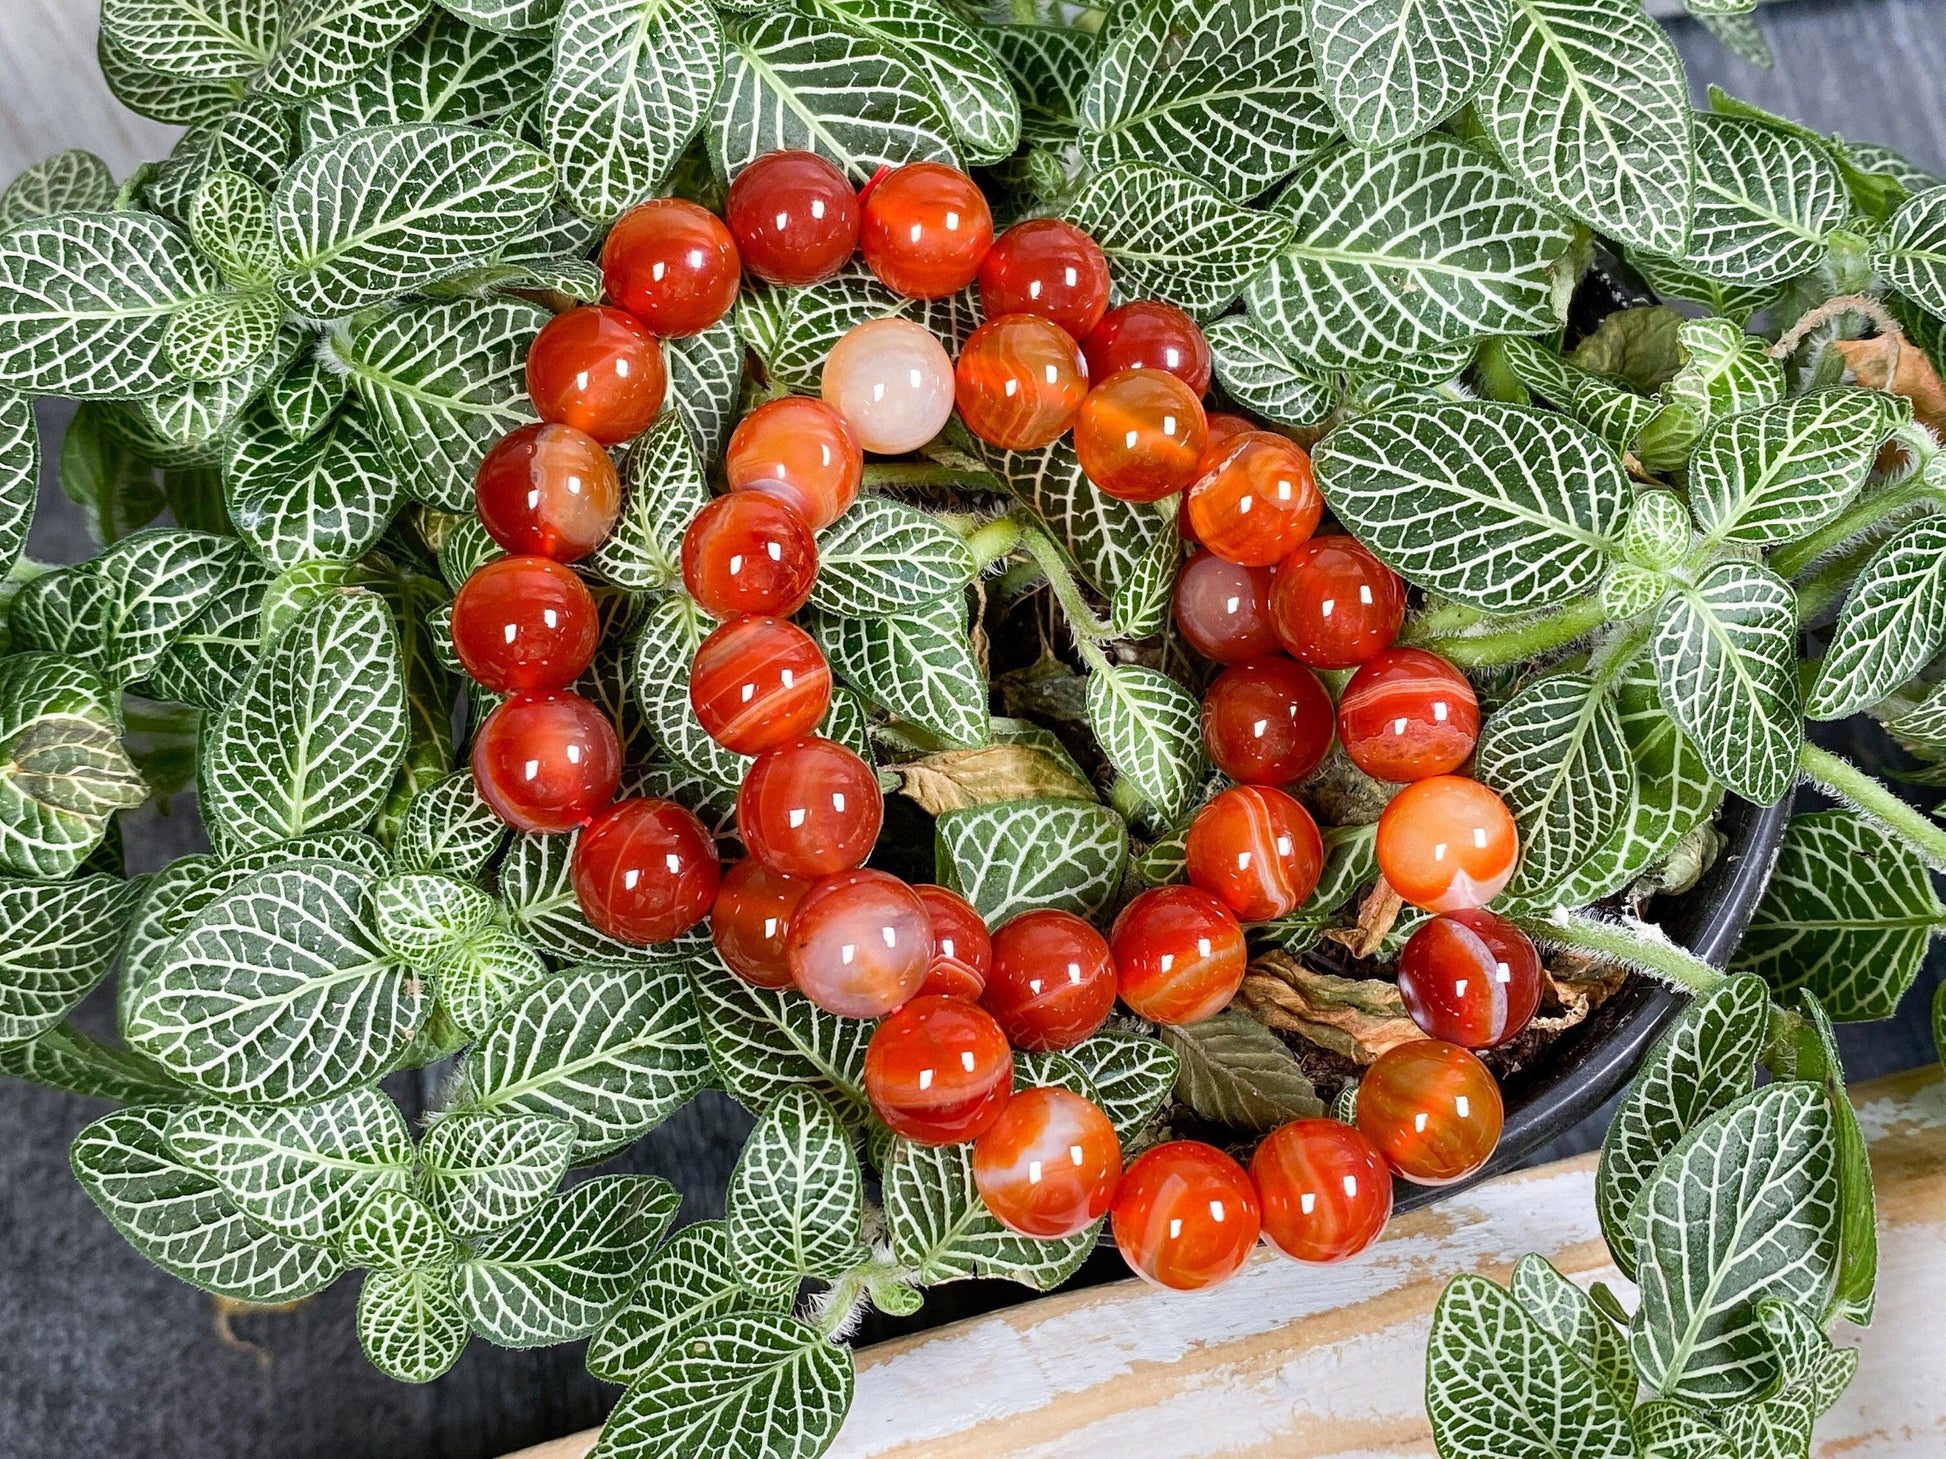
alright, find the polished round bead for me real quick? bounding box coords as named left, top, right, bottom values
left=1112, top=1141, right=1261, bottom=1292
left=572, top=797, right=720, bottom=945
left=820, top=317, right=957, bottom=455
left=972, top=1086, right=1122, bottom=1238
left=1073, top=368, right=1209, bottom=502
left=725, top=150, right=859, bottom=286
left=1184, top=785, right=1324, bottom=923
left=525, top=306, right=666, bottom=446
left=450, top=554, right=599, bottom=694
left=1397, top=909, right=1543, bottom=1049
left=711, top=856, right=812, bottom=989
left=600, top=198, right=741, bottom=337
left=865, top=996, right=1014, bottom=1146
left=688, top=616, right=832, bottom=755
left=787, top=868, right=934, bottom=1018
left=1173, top=549, right=1280, bottom=664
left=1082, top=301, right=1212, bottom=395
left=1201, top=656, right=1334, bottom=787
left=1337, top=648, right=1481, bottom=784
left=1375, top=776, right=1519, bottom=913
left=735, top=735, right=882, bottom=879
left=953, top=314, right=1089, bottom=450
left=680, top=493, right=819, bottom=618
left=1251, top=1119, right=1393, bottom=1264
left=1181, top=415, right=1255, bottom=544
left=471, top=690, right=622, bottom=834
left=475, top=423, right=622, bottom=562
left=724, top=395, right=864, bottom=532
left=977, top=218, right=1111, bottom=341
left=1110, top=886, right=1247, bottom=1026
left=1186, top=432, right=1323, bottom=567
left=914, top=883, right=992, bottom=1000
left=1269, top=535, right=1406, bottom=669
left=859, top=161, right=994, bottom=298
left=1356, top=1039, right=1504, bottom=1186
left=981, top=908, right=1117, bottom=1052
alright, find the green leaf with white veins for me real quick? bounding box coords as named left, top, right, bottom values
left=883, top=1137, right=1099, bottom=1289
left=1081, top=0, right=1334, bottom=204
left=1509, top=1255, right=1634, bottom=1406
left=258, top=0, right=436, bottom=102
left=437, top=925, right=549, bottom=1039
left=126, top=327, right=303, bottom=466
left=225, top=400, right=404, bottom=568
left=587, top=1221, right=791, bottom=1384
left=164, top=289, right=281, bottom=384
left=72, top=1106, right=345, bottom=1303
left=455, top=1175, right=679, bottom=1347
left=935, top=797, right=1128, bottom=924
left=594, top=415, right=709, bottom=595
left=1678, top=113, right=1849, bottom=286
left=1, top=150, right=116, bottom=227
left=1111, top=525, right=1179, bottom=640
left=369, top=871, right=494, bottom=964
left=163, top=1089, right=414, bottom=1243
left=149, top=557, right=275, bottom=713
left=1313, top=401, right=1627, bottom=612
left=1629, top=1082, right=1840, bottom=1403
left=711, top=9, right=960, bottom=185
left=589, top=1313, right=853, bottom=1459
left=98, top=0, right=279, bottom=83
left=1244, top=138, right=1572, bottom=376
left=545, top=0, right=722, bottom=223
left=1872, top=187, right=1946, bottom=318
left=96, top=28, right=248, bottom=127
left=0, top=392, right=36, bottom=573
left=438, top=0, right=560, bottom=35
left=450, top=961, right=713, bottom=1160
left=1474, top=673, right=1634, bottom=899
left=634, top=594, right=753, bottom=786
left=1062, top=163, right=1296, bottom=320
left=1809, top=519, right=1946, bottom=719
left=0, top=656, right=148, bottom=881
left=1305, top=0, right=1512, bottom=150
left=1475, top=0, right=1694, bottom=257
left=1651, top=561, right=1800, bottom=805
left=128, top=860, right=424, bottom=1103
left=1664, top=317, right=1785, bottom=424
left=417, top=1110, right=576, bottom=1237
left=808, top=596, right=989, bottom=750
left=0, top=874, right=141, bottom=1047
left=726, top=1088, right=868, bottom=1297
left=191, top=171, right=280, bottom=288
left=1688, top=389, right=1895, bottom=549
left=338, top=296, right=547, bottom=513
left=393, top=769, right=507, bottom=878
left=0, top=1022, right=181, bottom=1104
left=298, top=12, right=553, bottom=144
left=88, top=527, right=241, bottom=686
left=979, top=434, right=1170, bottom=598
left=687, top=947, right=872, bottom=1127
left=809, top=497, right=974, bottom=617
left=359, top=1265, right=470, bottom=1383
left=1205, top=316, right=1335, bottom=429
left=1087, top=665, right=1207, bottom=827
left=1425, top=1274, right=1636, bottom=1459
left=664, top=317, right=744, bottom=466
left=0, top=211, right=222, bottom=398
left=1065, top=1027, right=1180, bottom=1147
left=274, top=124, right=555, bottom=318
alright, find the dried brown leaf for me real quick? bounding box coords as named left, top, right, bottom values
left=1241, top=952, right=1424, bottom=1064
left=1322, top=877, right=1402, bottom=959
left=1834, top=335, right=1946, bottom=436
left=896, top=743, right=1095, bottom=815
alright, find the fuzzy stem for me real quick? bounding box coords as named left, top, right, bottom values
left=1588, top=616, right=1655, bottom=690
left=1512, top=907, right=1727, bottom=996
left=962, top=515, right=1023, bottom=573
left=1015, top=514, right=1115, bottom=641
left=861, top=462, right=1003, bottom=493
left=1798, top=742, right=1946, bottom=871
left=1402, top=594, right=1610, bottom=668
left=1771, top=471, right=1946, bottom=581
left=806, top=1268, right=871, bottom=1342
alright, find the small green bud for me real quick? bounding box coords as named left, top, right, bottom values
left=1601, top=562, right=1668, bottom=620
left=1621, top=490, right=1692, bottom=570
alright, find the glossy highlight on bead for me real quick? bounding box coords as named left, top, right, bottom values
left=1185, top=784, right=1324, bottom=923
left=725, top=150, right=860, bottom=287
left=859, top=161, right=994, bottom=299
left=525, top=306, right=666, bottom=446
left=1251, top=1119, right=1392, bottom=1264
left=1074, top=368, right=1209, bottom=503
left=1396, top=908, right=1542, bottom=1049
left=1201, top=656, right=1334, bottom=787
left=1337, top=648, right=1480, bottom=784
left=977, top=218, right=1111, bottom=341
left=724, top=395, right=864, bottom=532
left=571, top=797, right=720, bottom=946
left=712, top=856, right=811, bottom=989
left=865, top=995, right=1013, bottom=1146
left=972, top=1086, right=1121, bottom=1238
left=1110, top=886, right=1247, bottom=1026
left=475, top=422, right=622, bottom=563
left=821, top=317, right=956, bottom=455
left=1186, top=431, right=1323, bottom=567
left=735, top=735, right=882, bottom=879
left=680, top=492, right=819, bottom=619
left=1269, top=535, right=1406, bottom=669
left=914, top=883, right=992, bottom=1000
left=688, top=615, right=832, bottom=756
left=954, top=313, right=1089, bottom=451
left=787, top=868, right=934, bottom=1018
left=1356, top=1039, right=1504, bottom=1186
left=600, top=198, right=741, bottom=337
left=1112, top=1141, right=1261, bottom=1292
left=471, top=689, right=622, bottom=834
left=1083, top=301, right=1212, bottom=395
left=450, top=554, right=599, bottom=694
left=1375, top=775, right=1519, bottom=912
left=981, top=908, right=1117, bottom=1051
left=1173, top=550, right=1281, bottom=664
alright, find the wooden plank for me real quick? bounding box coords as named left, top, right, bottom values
left=504, top=1067, right=1946, bottom=1459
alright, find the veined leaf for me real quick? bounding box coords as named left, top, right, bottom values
left=437, top=924, right=551, bottom=1038
left=1159, top=1010, right=1323, bottom=1133
left=934, top=798, right=1128, bottom=925
left=1509, top=1255, right=1634, bottom=1407
left=190, top=170, right=280, bottom=288
left=0, top=655, right=149, bottom=880
left=393, top=768, right=507, bottom=878
left=164, top=289, right=281, bottom=383
left=437, top=0, right=560, bottom=34
left=1062, top=1027, right=1179, bottom=1148
left=99, top=0, right=279, bottom=83
left=225, top=399, right=403, bottom=567
left=883, top=1137, right=1098, bottom=1289
left=1475, top=0, right=1693, bottom=256
left=664, top=317, right=744, bottom=465
left=0, top=874, right=141, bottom=1047
left=1306, top=0, right=1512, bottom=150
left=91, top=527, right=242, bottom=686
left=0, top=149, right=117, bottom=227
left=123, top=327, right=302, bottom=464
left=1086, top=664, right=1206, bottom=826
left=257, top=0, right=437, bottom=102
left=1110, top=525, right=1179, bottom=640
left=808, top=596, right=988, bottom=750
left=417, top=1110, right=576, bottom=1237
left=688, top=948, right=871, bottom=1125
left=1681, top=112, right=1848, bottom=286
left=147, top=554, right=271, bottom=711
left=981, top=433, right=1169, bottom=598
left=594, top=415, right=711, bottom=593
left=809, top=497, right=974, bottom=617
left=358, top=1265, right=469, bottom=1383
left=985, top=22, right=1091, bottom=144
left=0, top=392, right=33, bottom=575
left=1628, top=248, right=1778, bottom=326
left=1688, top=389, right=1894, bottom=549
left=299, top=11, right=552, bottom=144
left=1874, top=186, right=1946, bottom=318
left=97, top=27, right=248, bottom=126
left=1204, top=315, right=1335, bottom=428
left=726, top=1087, right=867, bottom=1298
left=369, top=870, right=494, bottom=963
left=1808, top=518, right=1946, bottom=718
left=0, top=1022, right=181, bottom=1103
left=1663, top=316, right=1786, bottom=424
left=587, top=1221, right=791, bottom=1383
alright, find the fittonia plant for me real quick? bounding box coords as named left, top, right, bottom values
left=1, top=0, right=1943, bottom=1454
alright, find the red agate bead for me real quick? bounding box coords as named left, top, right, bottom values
left=972, top=1086, right=1122, bottom=1238
left=1173, top=549, right=1280, bottom=664
left=1184, top=785, right=1323, bottom=922
left=981, top=908, right=1117, bottom=1051
left=1112, top=1141, right=1261, bottom=1292
left=471, top=690, right=622, bottom=834
left=1082, top=301, right=1212, bottom=396
left=914, top=883, right=992, bottom=999
left=1375, top=776, right=1518, bottom=912
left=1269, top=536, right=1406, bottom=669
left=680, top=492, right=819, bottom=619
left=821, top=317, right=956, bottom=455
left=1251, top=1119, right=1392, bottom=1264
left=977, top=218, right=1111, bottom=341
left=1110, top=886, right=1247, bottom=1026
left=1186, top=432, right=1322, bottom=567
left=1357, top=1039, right=1503, bottom=1186
left=735, top=735, right=882, bottom=879
left=725, top=150, right=859, bottom=287
left=724, top=395, right=863, bottom=532
left=1336, top=648, right=1480, bottom=784
left=525, top=306, right=666, bottom=446
left=711, top=857, right=812, bottom=989
left=1397, top=909, right=1542, bottom=1049
left=450, top=555, right=598, bottom=694
left=954, top=314, right=1089, bottom=450
left=475, top=423, right=622, bottom=563
left=571, top=797, right=720, bottom=945
left=787, top=868, right=933, bottom=1018
left=1201, top=656, right=1334, bottom=786
left=689, top=616, right=832, bottom=755
left=1074, top=368, right=1209, bottom=502
left=859, top=161, right=994, bottom=299
left=865, top=995, right=1014, bottom=1145
left=600, top=198, right=741, bottom=337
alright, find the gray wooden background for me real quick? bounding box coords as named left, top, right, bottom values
left=2, top=4, right=1943, bottom=1457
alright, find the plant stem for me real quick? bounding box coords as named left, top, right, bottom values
left=961, top=515, right=1022, bottom=573
left=1511, top=907, right=1727, bottom=996
left=1014, top=513, right=1115, bottom=641
left=861, top=462, right=1003, bottom=493
left=1798, top=742, right=1946, bottom=870
left=1771, top=472, right=1946, bottom=580
left=1401, top=594, right=1610, bottom=668
left=1588, top=615, right=1655, bottom=690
